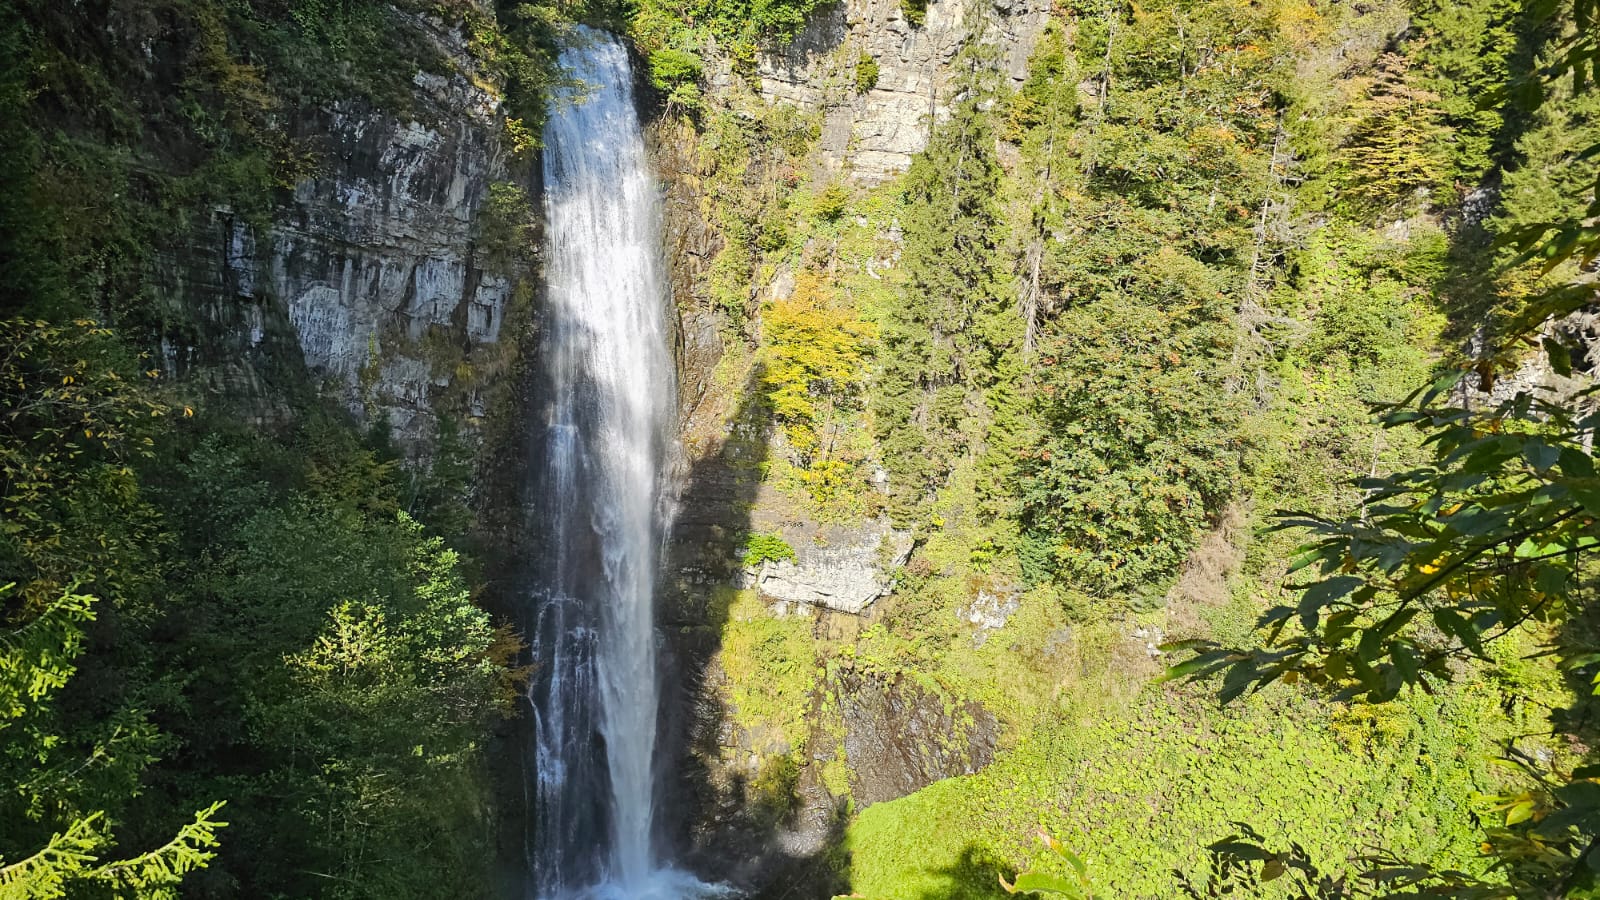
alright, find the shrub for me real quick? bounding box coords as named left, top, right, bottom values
left=813, top=182, right=850, bottom=222
left=647, top=47, right=704, bottom=109
left=759, top=272, right=875, bottom=457
left=756, top=214, right=790, bottom=251
left=855, top=53, right=880, bottom=93
left=742, top=532, right=798, bottom=567
left=648, top=47, right=703, bottom=89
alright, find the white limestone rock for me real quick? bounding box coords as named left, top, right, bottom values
left=959, top=588, right=1020, bottom=647
left=755, top=0, right=1053, bottom=183
left=754, top=521, right=913, bottom=614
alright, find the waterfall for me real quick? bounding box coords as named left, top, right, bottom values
left=525, top=27, right=717, bottom=900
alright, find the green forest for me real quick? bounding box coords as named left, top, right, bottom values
left=2, top=0, right=1599, bottom=896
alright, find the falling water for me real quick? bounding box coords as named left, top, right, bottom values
left=525, top=27, right=718, bottom=900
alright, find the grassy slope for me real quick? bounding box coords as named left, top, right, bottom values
left=846, top=677, right=1520, bottom=898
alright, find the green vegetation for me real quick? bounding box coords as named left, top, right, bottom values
left=872, top=45, right=1013, bottom=521
left=0, top=321, right=517, bottom=895
left=855, top=53, right=881, bottom=93
left=0, top=0, right=561, bottom=894
left=743, top=532, right=800, bottom=567
left=761, top=272, right=877, bottom=463
left=1169, top=9, right=1600, bottom=891
left=1019, top=266, right=1245, bottom=600
left=163, top=457, right=510, bottom=896
left=850, top=683, right=1508, bottom=898
left=629, top=0, right=830, bottom=83
left=0, top=585, right=226, bottom=898
left=718, top=588, right=819, bottom=748
left=657, top=0, right=1600, bottom=892
left=1332, top=56, right=1455, bottom=215
left=649, top=46, right=705, bottom=108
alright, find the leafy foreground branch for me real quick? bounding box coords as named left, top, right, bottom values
left=1169, top=373, right=1600, bottom=710
left=1155, top=9, right=1600, bottom=894
left=0, top=585, right=226, bottom=898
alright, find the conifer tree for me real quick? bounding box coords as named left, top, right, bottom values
left=0, top=586, right=225, bottom=899
left=873, top=40, right=1014, bottom=520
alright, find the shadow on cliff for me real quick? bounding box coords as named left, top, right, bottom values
left=654, top=358, right=768, bottom=875
left=653, top=360, right=848, bottom=899
left=474, top=310, right=545, bottom=899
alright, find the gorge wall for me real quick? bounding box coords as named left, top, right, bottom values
left=150, top=8, right=536, bottom=459
left=132, top=0, right=1069, bottom=890
left=755, top=0, right=1051, bottom=182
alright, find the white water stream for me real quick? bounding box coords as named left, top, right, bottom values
left=526, top=27, right=723, bottom=900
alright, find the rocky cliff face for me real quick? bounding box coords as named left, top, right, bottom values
left=153, top=13, right=533, bottom=457
left=755, top=0, right=1053, bottom=182
left=751, top=518, right=912, bottom=615
left=838, top=672, right=998, bottom=806
left=274, top=70, right=524, bottom=450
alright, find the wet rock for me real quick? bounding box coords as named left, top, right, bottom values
left=838, top=672, right=998, bottom=807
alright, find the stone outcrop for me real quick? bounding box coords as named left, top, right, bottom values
left=959, top=588, right=1021, bottom=647
left=1475, top=312, right=1600, bottom=408
left=755, top=521, right=913, bottom=614
left=755, top=0, right=1053, bottom=182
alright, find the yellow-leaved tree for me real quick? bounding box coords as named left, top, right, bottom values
left=759, top=270, right=877, bottom=463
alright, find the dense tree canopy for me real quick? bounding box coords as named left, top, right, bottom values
left=8, top=0, right=1600, bottom=893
